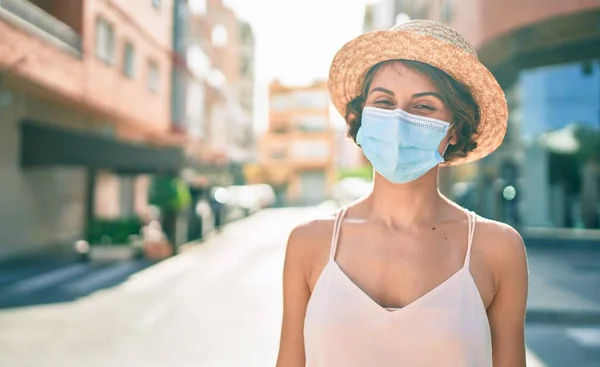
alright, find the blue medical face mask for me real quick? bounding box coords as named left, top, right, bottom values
left=357, top=106, right=452, bottom=184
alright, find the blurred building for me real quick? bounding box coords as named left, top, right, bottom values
left=335, top=128, right=365, bottom=170
left=0, top=0, right=184, bottom=258
left=187, top=0, right=256, bottom=187
left=237, top=20, right=256, bottom=158
left=363, top=0, right=600, bottom=229
left=171, top=0, right=196, bottom=137
left=171, top=0, right=221, bottom=185
left=363, top=0, right=407, bottom=31
left=258, top=80, right=336, bottom=205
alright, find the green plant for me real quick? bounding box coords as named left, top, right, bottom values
left=148, top=175, right=192, bottom=212
left=336, top=165, right=374, bottom=181
left=86, top=217, right=142, bottom=245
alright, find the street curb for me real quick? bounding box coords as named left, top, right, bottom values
left=522, top=227, right=600, bottom=250
left=523, top=238, right=600, bottom=250
left=526, top=309, right=600, bottom=325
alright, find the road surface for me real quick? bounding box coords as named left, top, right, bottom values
left=0, top=207, right=597, bottom=366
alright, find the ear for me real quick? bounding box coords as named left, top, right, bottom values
left=448, top=124, right=458, bottom=146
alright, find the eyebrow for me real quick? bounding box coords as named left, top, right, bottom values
left=370, top=87, right=395, bottom=96
left=413, top=92, right=444, bottom=101
left=369, top=88, right=444, bottom=102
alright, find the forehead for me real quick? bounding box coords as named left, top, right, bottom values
left=368, top=61, right=438, bottom=94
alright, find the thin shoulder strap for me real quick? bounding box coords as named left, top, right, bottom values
left=329, top=207, right=348, bottom=262
left=464, top=210, right=477, bottom=268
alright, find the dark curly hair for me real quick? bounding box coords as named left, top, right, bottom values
left=345, top=60, right=480, bottom=162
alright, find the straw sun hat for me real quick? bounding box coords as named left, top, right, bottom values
left=328, top=19, right=508, bottom=165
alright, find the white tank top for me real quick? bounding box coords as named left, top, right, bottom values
left=304, top=207, right=492, bottom=367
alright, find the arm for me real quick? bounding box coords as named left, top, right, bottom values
left=276, top=224, right=312, bottom=367
left=487, top=225, right=529, bottom=367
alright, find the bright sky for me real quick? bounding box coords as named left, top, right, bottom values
left=190, top=0, right=375, bottom=132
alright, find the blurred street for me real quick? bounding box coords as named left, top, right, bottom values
left=1, top=0, right=600, bottom=365
left=526, top=246, right=600, bottom=367
left=0, top=206, right=598, bottom=367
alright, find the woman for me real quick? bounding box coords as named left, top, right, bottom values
left=276, top=20, right=528, bottom=367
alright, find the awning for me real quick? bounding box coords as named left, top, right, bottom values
left=20, top=120, right=185, bottom=174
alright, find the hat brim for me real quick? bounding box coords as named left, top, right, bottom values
left=328, top=30, right=508, bottom=166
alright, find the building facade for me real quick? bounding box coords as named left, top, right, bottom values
left=363, top=0, right=600, bottom=229
left=0, top=0, right=183, bottom=258
left=187, top=0, right=256, bottom=186
left=171, top=0, right=192, bottom=135
left=259, top=80, right=336, bottom=205
left=334, top=128, right=365, bottom=171
left=236, top=20, right=256, bottom=160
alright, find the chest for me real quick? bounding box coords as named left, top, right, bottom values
left=309, top=224, right=494, bottom=310
left=304, top=263, right=493, bottom=367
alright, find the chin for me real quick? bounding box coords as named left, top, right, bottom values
left=373, top=167, right=440, bottom=186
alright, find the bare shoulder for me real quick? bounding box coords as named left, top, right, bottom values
left=284, top=212, right=338, bottom=283
left=287, top=212, right=337, bottom=248
left=474, top=216, right=526, bottom=262
left=473, top=215, right=528, bottom=283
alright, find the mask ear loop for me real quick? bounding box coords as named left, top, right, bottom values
left=441, top=123, right=455, bottom=160
left=442, top=140, right=451, bottom=157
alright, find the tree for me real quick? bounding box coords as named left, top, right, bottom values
left=148, top=174, right=192, bottom=252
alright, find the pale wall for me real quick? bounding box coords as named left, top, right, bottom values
left=0, top=91, right=87, bottom=258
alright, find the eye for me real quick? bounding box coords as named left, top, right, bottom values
left=414, top=104, right=436, bottom=111
left=374, top=99, right=394, bottom=106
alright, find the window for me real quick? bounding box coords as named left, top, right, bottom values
left=148, top=60, right=160, bottom=93
left=292, top=90, right=329, bottom=109
left=123, top=42, right=135, bottom=78
left=212, top=25, right=228, bottom=47
left=271, top=96, right=289, bottom=111
left=271, top=122, right=289, bottom=134
left=270, top=148, right=287, bottom=159
left=190, top=0, right=206, bottom=14
left=95, top=18, right=115, bottom=64
left=290, top=140, right=330, bottom=160
left=295, top=115, right=329, bottom=132
left=152, top=0, right=161, bottom=10
left=187, top=46, right=211, bottom=79
left=498, top=59, right=600, bottom=229
left=207, top=69, right=226, bottom=88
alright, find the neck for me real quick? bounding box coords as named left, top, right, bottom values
left=364, top=167, right=446, bottom=228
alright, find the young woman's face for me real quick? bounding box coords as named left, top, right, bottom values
left=364, top=61, right=458, bottom=153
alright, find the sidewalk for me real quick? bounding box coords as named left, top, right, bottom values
left=523, top=226, right=600, bottom=250
left=0, top=250, right=77, bottom=289
left=526, top=246, right=600, bottom=324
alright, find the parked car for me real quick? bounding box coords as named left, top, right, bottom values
left=227, top=185, right=261, bottom=218
left=252, top=184, right=276, bottom=208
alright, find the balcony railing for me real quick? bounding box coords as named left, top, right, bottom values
left=0, top=0, right=82, bottom=54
